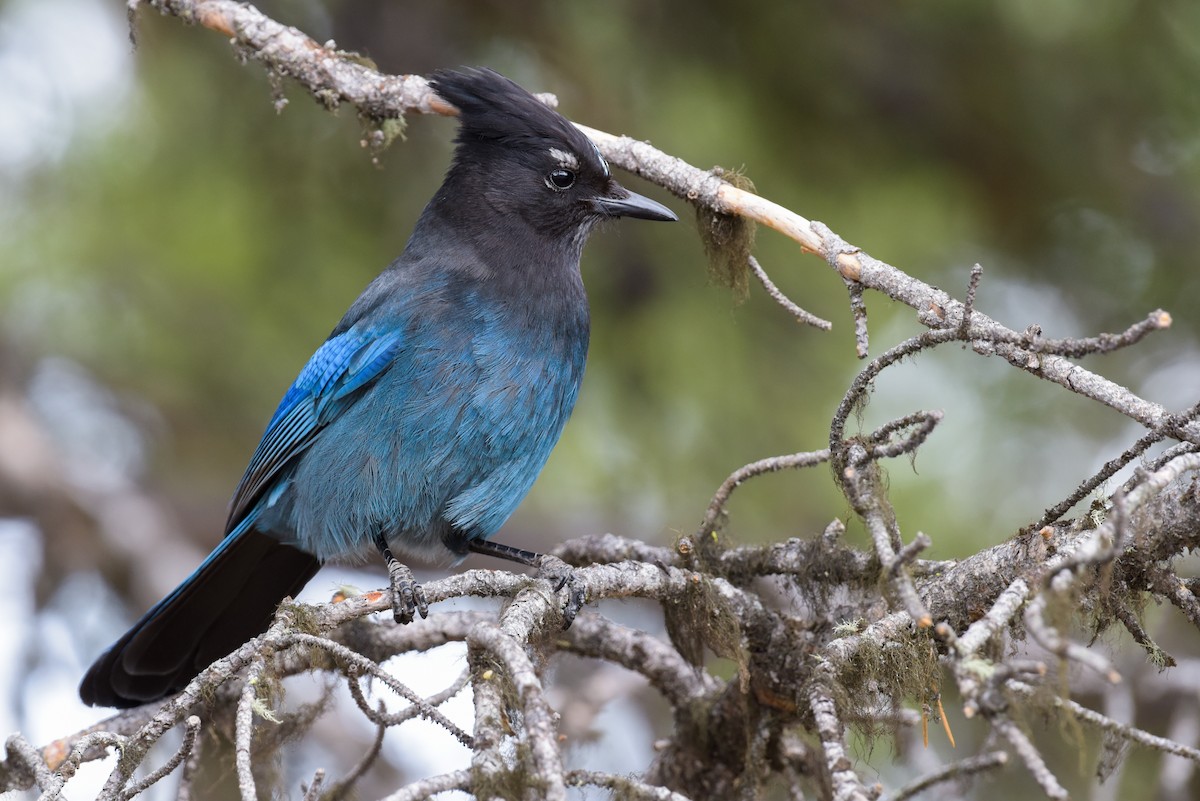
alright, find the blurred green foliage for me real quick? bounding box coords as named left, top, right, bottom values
left=6, top=0, right=1200, bottom=563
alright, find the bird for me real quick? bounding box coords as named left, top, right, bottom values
left=79, top=67, right=676, bottom=708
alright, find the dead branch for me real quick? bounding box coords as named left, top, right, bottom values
left=3, top=3, right=1198, bottom=800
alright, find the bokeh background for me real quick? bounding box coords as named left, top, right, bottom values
left=3, top=0, right=1200, bottom=798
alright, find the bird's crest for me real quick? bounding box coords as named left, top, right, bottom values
left=430, top=67, right=607, bottom=175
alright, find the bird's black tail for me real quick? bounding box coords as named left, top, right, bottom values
left=79, top=526, right=320, bottom=708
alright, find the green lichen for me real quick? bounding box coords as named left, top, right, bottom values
left=828, top=626, right=943, bottom=743
left=359, top=114, right=408, bottom=164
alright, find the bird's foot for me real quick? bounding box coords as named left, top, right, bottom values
left=463, top=538, right=584, bottom=627
left=536, top=554, right=585, bottom=628
left=386, top=558, right=429, bottom=624
left=374, top=531, right=428, bottom=623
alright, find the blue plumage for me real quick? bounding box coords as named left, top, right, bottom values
left=80, top=67, right=675, bottom=708
left=252, top=271, right=588, bottom=561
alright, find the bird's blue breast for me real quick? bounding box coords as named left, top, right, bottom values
left=252, top=272, right=589, bottom=563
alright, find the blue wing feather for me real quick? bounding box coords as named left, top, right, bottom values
left=225, top=328, right=404, bottom=530
left=328, top=336, right=405, bottom=405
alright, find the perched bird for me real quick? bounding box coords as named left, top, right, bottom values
left=80, top=67, right=676, bottom=708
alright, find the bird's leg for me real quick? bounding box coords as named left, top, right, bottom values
left=373, top=531, right=429, bottom=623
left=467, top=539, right=585, bottom=627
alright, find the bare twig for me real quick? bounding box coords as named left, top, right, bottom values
left=830, top=329, right=963, bottom=448
left=322, top=710, right=386, bottom=801
left=235, top=656, right=267, bottom=801
left=892, top=533, right=932, bottom=574
left=958, top=264, right=984, bottom=336
left=4, top=734, right=55, bottom=795
left=346, top=664, right=470, bottom=727
left=837, top=440, right=933, bottom=627
left=954, top=578, right=1030, bottom=658
left=1112, top=599, right=1175, bottom=669
left=1149, top=566, right=1200, bottom=631
left=991, top=716, right=1068, bottom=800
left=468, top=623, right=567, bottom=801
left=299, top=769, right=325, bottom=801
left=1024, top=592, right=1121, bottom=683
left=1026, top=453, right=1200, bottom=682
left=468, top=645, right=507, bottom=796
left=377, top=769, right=471, bottom=801
left=890, top=750, right=1008, bottom=801
left=285, top=632, right=473, bottom=747
left=565, top=769, right=695, bottom=800
left=1142, top=440, right=1200, bottom=479
left=1008, top=682, right=1200, bottom=765
left=846, top=279, right=869, bottom=358
left=175, top=717, right=203, bottom=801
left=119, top=716, right=201, bottom=801
left=748, top=255, right=832, bottom=330
left=864, top=411, right=943, bottom=462
left=1035, top=400, right=1200, bottom=529
left=561, top=614, right=721, bottom=706
left=699, top=448, right=832, bottom=535
left=131, top=0, right=444, bottom=119
left=808, top=666, right=874, bottom=801
left=1017, top=310, right=1172, bottom=358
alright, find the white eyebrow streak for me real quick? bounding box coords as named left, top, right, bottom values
left=548, top=147, right=580, bottom=170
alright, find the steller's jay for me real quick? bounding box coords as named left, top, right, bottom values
left=80, top=67, right=676, bottom=708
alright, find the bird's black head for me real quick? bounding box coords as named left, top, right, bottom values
left=429, top=68, right=676, bottom=243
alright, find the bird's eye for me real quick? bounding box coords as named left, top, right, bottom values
left=546, top=169, right=576, bottom=190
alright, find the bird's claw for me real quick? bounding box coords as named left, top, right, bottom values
left=386, top=560, right=429, bottom=624
left=536, top=554, right=585, bottom=628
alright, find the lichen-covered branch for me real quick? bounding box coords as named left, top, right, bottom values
left=2, top=3, right=1197, bottom=801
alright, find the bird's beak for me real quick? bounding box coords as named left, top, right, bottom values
left=590, top=186, right=677, bottom=222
